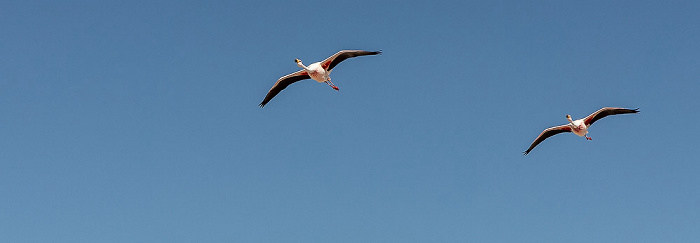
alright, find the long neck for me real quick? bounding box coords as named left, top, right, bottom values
left=567, top=117, right=574, bottom=125
left=296, top=62, right=309, bottom=71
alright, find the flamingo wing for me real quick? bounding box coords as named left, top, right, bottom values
left=259, top=70, right=310, bottom=108
left=524, top=125, right=572, bottom=155
left=583, top=107, right=639, bottom=127
left=321, top=50, right=382, bottom=71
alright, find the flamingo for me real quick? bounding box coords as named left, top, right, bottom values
left=524, top=107, right=639, bottom=155
left=259, top=50, right=381, bottom=108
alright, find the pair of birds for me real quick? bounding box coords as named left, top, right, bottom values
left=259, top=50, right=639, bottom=155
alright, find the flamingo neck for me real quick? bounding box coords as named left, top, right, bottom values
left=567, top=118, right=577, bottom=130
left=296, top=62, right=310, bottom=71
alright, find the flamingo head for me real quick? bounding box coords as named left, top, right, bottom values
left=294, top=58, right=301, bottom=64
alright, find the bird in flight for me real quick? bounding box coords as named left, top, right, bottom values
left=524, top=107, right=639, bottom=155
left=259, top=50, right=381, bottom=108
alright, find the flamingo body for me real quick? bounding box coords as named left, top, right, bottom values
left=570, top=118, right=588, bottom=137
left=305, top=62, right=329, bottom=83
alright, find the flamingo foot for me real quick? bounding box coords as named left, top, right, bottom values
left=586, top=137, right=592, bottom=140
left=332, top=86, right=339, bottom=91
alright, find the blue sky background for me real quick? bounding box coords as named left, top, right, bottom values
left=1, top=1, right=699, bottom=242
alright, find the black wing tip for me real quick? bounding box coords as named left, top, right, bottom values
left=619, top=107, right=639, bottom=114
left=613, top=107, right=639, bottom=113
left=357, top=50, right=381, bottom=55
left=259, top=102, right=266, bottom=108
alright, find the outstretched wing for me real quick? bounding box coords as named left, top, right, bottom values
left=259, top=70, right=310, bottom=108
left=524, top=125, right=572, bottom=155
left=320, top=50, right=382, bottom=71
left=583, top=107, right=639, bottom=127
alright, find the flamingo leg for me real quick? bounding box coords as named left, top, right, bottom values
left=325, top=81, right=339, bottom=91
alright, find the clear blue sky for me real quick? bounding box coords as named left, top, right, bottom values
left=1, top=1, right=699, bottom=242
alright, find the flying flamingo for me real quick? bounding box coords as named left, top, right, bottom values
left=259, top=50, right=381, bottom=108
left=524, top=107, right=639, bottom=155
